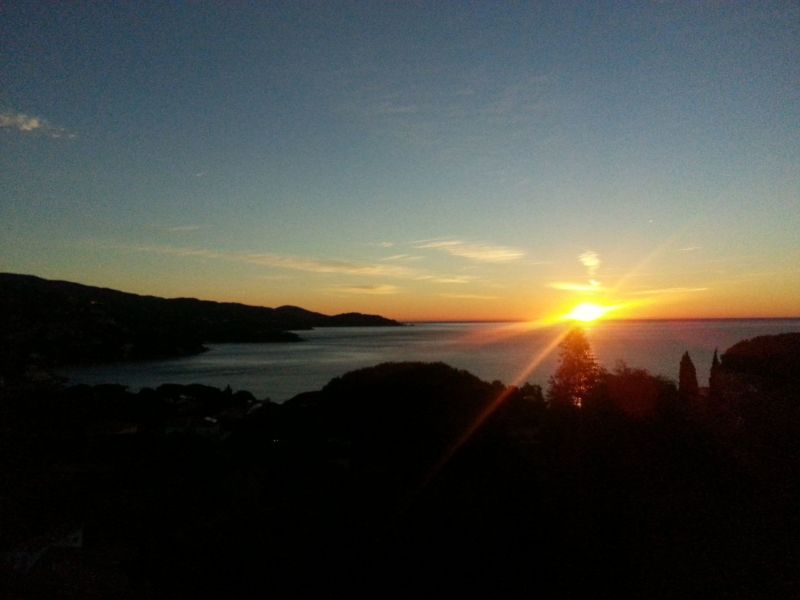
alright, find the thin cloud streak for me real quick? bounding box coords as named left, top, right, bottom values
left=329, top=284, right=400, bottom=295
left=414, top=274, right=475, bottom=284
left=113, top=243, right=422, bottom=279
left=244, top=253, right=417, bottom=278
left=548, top=282, right=605, bottom=293
left=631, top=287, right=709, bottom=296
left=415, top=240, right=525, bottom=263
left=382, top=254, right=423, bottom=262
left=439, top=293, right=499, bottom=300
left=432, top=276, right=474, bottom=284
left=103, top=242, right=515, bottom=292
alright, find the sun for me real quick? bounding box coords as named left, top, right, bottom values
left=565, top=302, right=611, bottom=323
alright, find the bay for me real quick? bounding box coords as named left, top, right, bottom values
left=59, top=319, right=800, bottom=401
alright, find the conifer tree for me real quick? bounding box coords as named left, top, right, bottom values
left=678, top=351, right=699, bottom=401
left=709, top=348, right=721, bottom=399
left=547, top=328, right=600, bottom=408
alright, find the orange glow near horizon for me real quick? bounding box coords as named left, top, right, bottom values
left=76, top=265, right=799, bottom=323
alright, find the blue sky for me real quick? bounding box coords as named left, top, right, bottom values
left=2, top=2, right=798, bottom=319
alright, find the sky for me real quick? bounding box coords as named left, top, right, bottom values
left=2, top=2, right=798, bottom=321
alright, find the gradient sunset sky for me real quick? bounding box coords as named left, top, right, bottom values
left=2, top=2, right=798, bottom=320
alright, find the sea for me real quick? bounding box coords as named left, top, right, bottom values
left=58, top=320, right=800, bottom=402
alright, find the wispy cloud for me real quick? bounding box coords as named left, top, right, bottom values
left=244, top=253, right=416, bottom=278
left=382, top=254, right=423, bottom=262
left=439, top=293, right=499, bottom=300
left=414, top=274, right=475, bottom=284
left=579, top=250, right=600, bottom=277
left=548, top=282, right=605, bottom=293
left=0, top=111, right=74, bottom=138
left=631, top=287, right=709, bottom=296
left=116, top=244, right=421, bottom=279
left=676, top=246, right=701, bottom=253
left=415, top=240, right=525, bottom=263
left=108, top=242, right=502, bottom=289
left=0, top=112, right=43, bottom=131
left=254, top=274, right=294, bottom=281
left=329, top=284, right=400, bottom=295
left=547, top=250, right=604, bottom=294
left=430, top=276, right=474, bottom=284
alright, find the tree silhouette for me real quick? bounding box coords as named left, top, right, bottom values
left=708, top=348, right=722, bottom=399
left=547, top=328, right=600, bottom=408
left=678, top=351, right=699, bottom=401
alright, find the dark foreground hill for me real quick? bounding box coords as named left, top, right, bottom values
left=2, top=352, right=798, bottom=599
left=0, top=273, right=400, bottom=372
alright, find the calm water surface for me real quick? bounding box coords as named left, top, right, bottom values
left=60, top=320, right=800, bottom=401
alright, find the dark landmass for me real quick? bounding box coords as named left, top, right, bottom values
left=721, top=332, right=800, bottom=382
left=0, top=273, right=401, bottom=373
left=1, top=332, right=798, bottom=598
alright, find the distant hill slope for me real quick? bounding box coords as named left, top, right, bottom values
left=0, top=273, right=401, bottom=371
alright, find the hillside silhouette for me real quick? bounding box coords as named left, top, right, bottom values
left=0, top=273, right=401, bottom=374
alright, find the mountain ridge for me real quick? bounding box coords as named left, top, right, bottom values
left=0, top=273, right=401, bottom=372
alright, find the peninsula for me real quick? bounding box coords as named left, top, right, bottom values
left=0, top=273, right=401, bottom=372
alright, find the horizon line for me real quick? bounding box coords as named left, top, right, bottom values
left=403, top=316, right=800, bottom=324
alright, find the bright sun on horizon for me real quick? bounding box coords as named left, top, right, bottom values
left=565, top=302, right=612, bottom=323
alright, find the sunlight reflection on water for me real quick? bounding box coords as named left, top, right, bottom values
left=60, top=320, right=800, bottom=402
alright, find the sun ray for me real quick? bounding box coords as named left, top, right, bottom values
left=418, top=325, right=571, bottom=492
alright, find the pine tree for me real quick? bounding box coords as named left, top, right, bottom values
left=678, top=351, right=699, bottom=401
left=709, top=348, right=721, bottom=399
left=547, top=328, right=600, bottom=408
